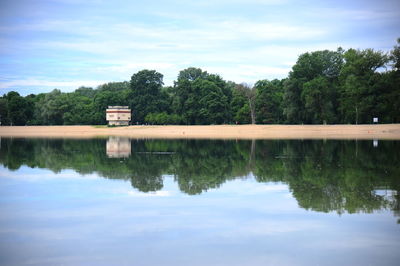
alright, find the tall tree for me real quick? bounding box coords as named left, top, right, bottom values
left=0, top=97, right=9, bottom=125
left=97, top=81, right=130, bottom=92
left=6, top=92, right=28, bottom=126
left=193, top=79, right=229, bottom=124
left=339, top=48, right=389, bottom=124
left=301, top=77, right=335, bottom=124
left=75, top=86, right=95, bottom=98
left=231, top=82, right=251, bottom=124
left=172, top=67, right=231, bottom=124
left=233, top=83, right=256, bottom=124
left=130, top=70, right=166, bottom=124
left=284, top=49, right=343, bottom=124
left=255, top=79, right=284, bottom=124
left=35, top=89, right=66, bottom=125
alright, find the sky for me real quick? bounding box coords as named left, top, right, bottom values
left=0, top=0, right=399, bottom=95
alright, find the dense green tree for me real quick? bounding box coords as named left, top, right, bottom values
left=301, top=77, right=335, bottom=124
left=171, top=67, right=208, bottom=124
left=231, top=83, right=255, bottom=124
left=75, top=86, right=95, bottom=98
left=255, top=79, right=284, bottom=124
left=0, top=97, right=9, bottom=125
left=31, top=93, right=46, bottom=125
left=145, top=112, right=181, bottom=125
left=35, top=89, right=65, bottom=125
left=193, top=78, right=229, bottom=124
left=5, top=91, right=28, bottom=125
left=378, top=39, right=400, bottom=123
left=130, top=70, right=167, bottom=124
left=97, top=81, right=130, bottom=92
left=231, top=83, right=251, bottom=124
left=391, top=38, right=400, bottom=69
left=284, top=49, right=343, bottom=124
left=63, top=94, right=95, bottom=125
left=24, top=94, right=37, bottom=125
left=339, top=48, right=389, bottom=124
left=172, top=67, right=231, bottom=124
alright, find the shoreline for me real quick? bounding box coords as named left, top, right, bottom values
left=1, top=124, right=400, bottom=140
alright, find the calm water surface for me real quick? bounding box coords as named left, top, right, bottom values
left=0, top=138, right=399, bottom=266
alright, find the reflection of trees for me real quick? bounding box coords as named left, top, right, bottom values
left=172, top=140, right=247, bottom=195
left=254, top=140, right=400, bottom=215
left=1, top=137, right=399, bottom=218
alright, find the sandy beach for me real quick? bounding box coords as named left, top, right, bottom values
left=0, top=124, right=400, bottom=139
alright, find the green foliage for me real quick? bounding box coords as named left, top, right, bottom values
left=145, top=112, right=181, bottom=125
left=0, top=97, right=8, bottom=125
left=93, top=89, right=129, bottom=124
left=301, top=77, right=335, bottom=124
left=130, top=70, right=167, bottom=124
left=5, top=91, right=29, bottom=125
left=97, top=81, right=130, bottom=92
left=231, top=84, right=251, bottom=124
left=255, top=79, right=284, bottom=124
left=283, top=49, right=343, bottom=124
left=339, top=48, right=389, bottom=124
left=75, top=86, right=95, bottom=98
left=171, top=67, right=231, bottom=124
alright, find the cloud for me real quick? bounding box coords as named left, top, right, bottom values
left=205, top=65, right=290, bottom=84
left=309, top=7, right=400, bottom=21
left=0, top=78, right=108, bottom=90
left=1, top=0, right=399, bottom=94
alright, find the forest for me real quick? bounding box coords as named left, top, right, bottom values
left=1, top=39, right=399, bottom=125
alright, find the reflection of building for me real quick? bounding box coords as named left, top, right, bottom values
left=106, top=106, right=131, bottom=126
left=106, top=137, right=131, bottom=158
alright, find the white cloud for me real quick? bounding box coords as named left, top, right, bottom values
left=2, top=0, right=398, bottom=93
left=0, top=78, right=108, bottom=90
left=309, top=7, right=400, bottom=21
left=205, top=65, right=290, bottom=84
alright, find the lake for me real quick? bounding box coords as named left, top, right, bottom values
left=0, top=137, right=399, bottom=265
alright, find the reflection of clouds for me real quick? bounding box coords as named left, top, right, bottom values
left=216, top=179, right=290, bottom=195
left=1, top=170, right=399, bottom=266
left=317, top=236, right=400, bottom=249
left=0, top=168, right=100, bottom=181
left=126, top=190, right=171, bottom=197
left=216, top=220, right=324, bottom=238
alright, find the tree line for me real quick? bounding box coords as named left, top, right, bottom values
left=1, top=39, right=399, bottom=125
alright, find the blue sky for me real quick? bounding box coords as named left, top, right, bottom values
left=0, top=0, right=399, bottom=95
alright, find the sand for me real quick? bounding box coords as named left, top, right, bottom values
left=0, top=124, right=400, bottom=139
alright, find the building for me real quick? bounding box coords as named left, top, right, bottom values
left=106, top=106, right=131, bottom=126
left=106, top=137, right=131, bottom=158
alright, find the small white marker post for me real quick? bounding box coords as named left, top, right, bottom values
left=373, top=140, right=378, bottom=147
left=373, top=117, right=378, bottom=123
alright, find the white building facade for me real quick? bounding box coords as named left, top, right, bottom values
left=106, top=106, right=131, bottom=126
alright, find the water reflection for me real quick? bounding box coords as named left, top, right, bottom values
left=0, top=138, right=399, bottom=219
left=106, top=137, right=131, bottom=158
